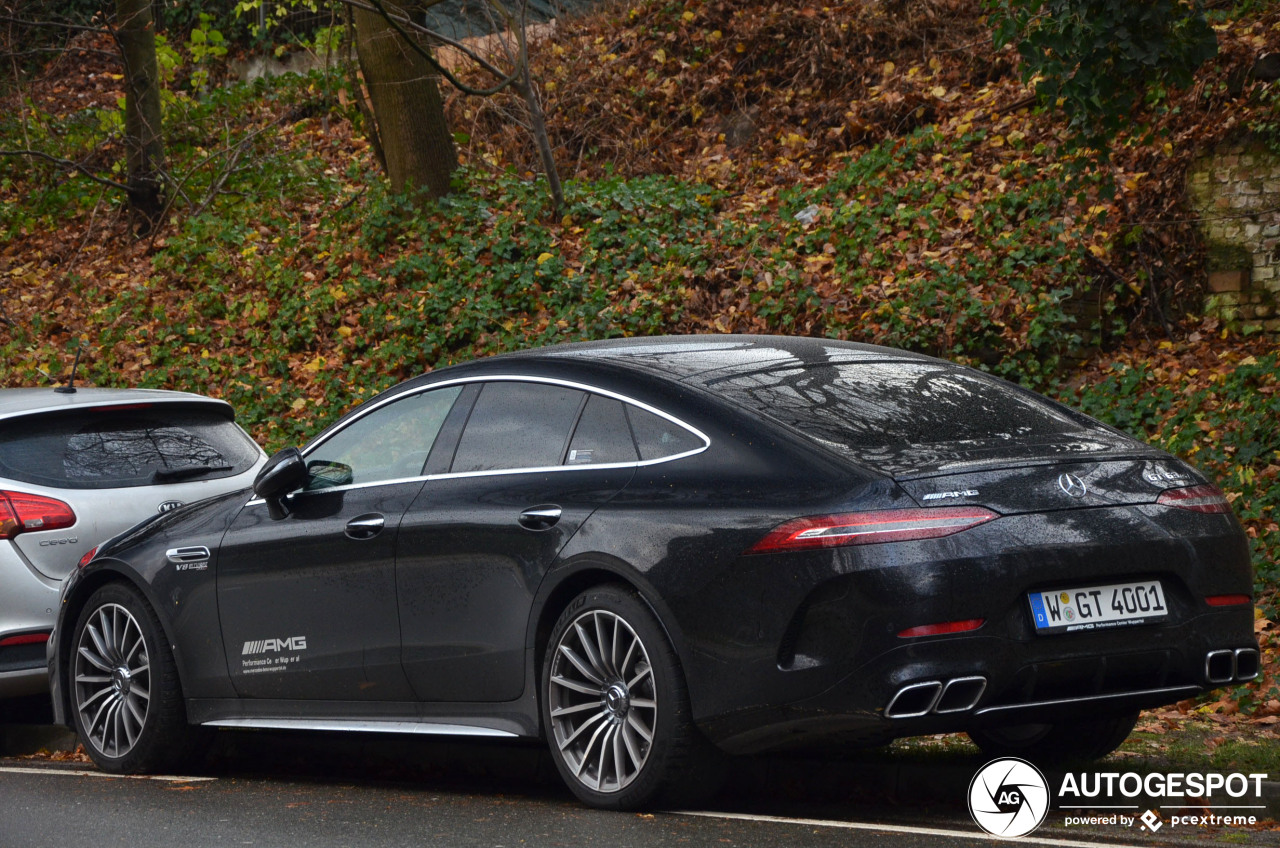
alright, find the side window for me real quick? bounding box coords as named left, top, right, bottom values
left=565, top=395, right=639, bottom=466
left=626, top=405, right=704, bottom=461
left=306, top=386, right=462, bottom=488
left=451, top=382, right=585, bottom=473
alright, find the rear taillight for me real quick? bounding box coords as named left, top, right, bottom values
left=0, top=490, right=77, bottom=540
left=78, top=545, right=100, bottom=568
left=747, top=506, right=998, bottom=554
left=1157, top=484, right=1231, bottom=514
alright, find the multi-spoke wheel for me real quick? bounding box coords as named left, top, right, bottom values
left=543, top=585, right=721, bottom=810
left=73, top=600, right=151, bottom=759
left=548, top=606, right=657, bottom=794
left=69, top=583, right=199, bottom=774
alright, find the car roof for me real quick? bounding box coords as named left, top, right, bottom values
left=499, top=335, right=937, bottom=387
left=0, top=388, right=234, bottom=423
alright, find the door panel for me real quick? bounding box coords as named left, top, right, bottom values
left=396, top=467, right=633, bottom=702
left=214, top=382, right=463, bottom=701
left=217, top=482, right=424, bottom=700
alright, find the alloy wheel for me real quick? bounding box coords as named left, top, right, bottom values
left=547, top=609, right=657, bottom=793
left=73, top=602, right=151, bottom=759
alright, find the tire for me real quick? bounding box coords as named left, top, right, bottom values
left=69, top=582, right=200, bottom=774
left=542, top=585, right=721, bottom=810
left=967, top=710, right=1140, bottom=767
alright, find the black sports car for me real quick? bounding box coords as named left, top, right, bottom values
left=50, top=336, right=1258, bottom=809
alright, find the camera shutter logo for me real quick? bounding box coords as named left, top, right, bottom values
left=968, top=758, right=1051, bottom=838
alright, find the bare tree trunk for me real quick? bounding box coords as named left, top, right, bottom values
left=353, top=4, right=457, bottom=202
left=512, top=6, right=562, bottom=213
left=114, top=0, right=165, bottom=233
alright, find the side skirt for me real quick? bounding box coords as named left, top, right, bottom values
left=186, top=697, right=541, bottom=739
left=202, top=717, right=517, bottom=737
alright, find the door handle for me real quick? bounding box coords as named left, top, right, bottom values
left=345, top=513, right=385, bottom=540
left=518, top=506, right=562, bottom=531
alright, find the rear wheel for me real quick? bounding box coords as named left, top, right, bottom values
left=968, top=711, right=1139, bottom=766
left=70, top=583, right=200, bottom=773
left=542, top=585, right=721, bottom=810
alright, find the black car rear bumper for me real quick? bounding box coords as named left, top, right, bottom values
left=700, top=605, right=1257, bottom=754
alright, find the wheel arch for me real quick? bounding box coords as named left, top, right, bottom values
left=53, top=562, right=183, bottom=725
left=526, top=556, right=691, bottom=734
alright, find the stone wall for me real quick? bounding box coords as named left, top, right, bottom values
left=1187, top=136, right=1280, bottom=333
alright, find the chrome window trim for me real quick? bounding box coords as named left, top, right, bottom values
left=243, top=375, right=711, bottom=503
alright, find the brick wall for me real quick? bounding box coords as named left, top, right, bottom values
left=1187, top=136, right=1280, bottom=333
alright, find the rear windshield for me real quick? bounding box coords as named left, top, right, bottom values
left=0, top=404, right=261, bottom=489
left=703, top=361, right=1108, bottom=468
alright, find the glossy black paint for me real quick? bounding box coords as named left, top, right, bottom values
left=50, top=336, right=1257, bottom=756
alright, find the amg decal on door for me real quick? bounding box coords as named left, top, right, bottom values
left=241, top=636, right=308, bottom=674
left=242, top=636, right=308, bottom=654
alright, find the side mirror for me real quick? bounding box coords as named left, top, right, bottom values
left=254, top=448, right=308, bottom=519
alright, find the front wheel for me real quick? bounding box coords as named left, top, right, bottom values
left=69, top=582, right=200, bottom=773
left=542, top=585, right=719, bottom=810
left=967, top=710, right=1139, bottom=767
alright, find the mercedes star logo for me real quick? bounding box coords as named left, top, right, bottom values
left=1057, top=473, right=1088, bottom=499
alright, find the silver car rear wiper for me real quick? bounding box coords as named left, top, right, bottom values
left=151, top=464, right=232, bottom=483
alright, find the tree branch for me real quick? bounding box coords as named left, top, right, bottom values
left=0, top=15, right=112, bottom=36
left=0, top=149, right=130, bottom=191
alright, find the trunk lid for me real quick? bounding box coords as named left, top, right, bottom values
left=897, top=456, right=1202, bottom=515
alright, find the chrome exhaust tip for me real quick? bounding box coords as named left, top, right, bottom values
left=934, top=676, right=988, bottom=714
left=885, top=681, right=942, bottom=718
left=1205, top=649, right=1235, bottom=684
left=1234, top=648, right=1260, bottom=681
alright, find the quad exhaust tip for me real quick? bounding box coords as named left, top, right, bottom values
left=1206, top=648, right=1259, bottom=685
left=885, top=676, right=987, bottom=719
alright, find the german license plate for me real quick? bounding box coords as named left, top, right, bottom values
left=1028, top=581, right=1169, bottom=634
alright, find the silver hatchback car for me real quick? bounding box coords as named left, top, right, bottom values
left=0, top=387, right=266, bottom=697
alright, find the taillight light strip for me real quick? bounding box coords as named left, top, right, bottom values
left=747, top=507, right=998, bottom=554
left=1156, top=484, right=1231, bottom=514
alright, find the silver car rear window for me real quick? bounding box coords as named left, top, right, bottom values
left=0, top=405, right=261, bottom=489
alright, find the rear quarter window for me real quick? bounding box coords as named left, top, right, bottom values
left=625, top=405, right=706, bottom=461
left=0, top=405, right=261, bottom=489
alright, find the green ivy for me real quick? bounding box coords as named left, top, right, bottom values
left=1065, top=356, right=1280, bottom=601
left=985, top=0, right=1219, bottom=146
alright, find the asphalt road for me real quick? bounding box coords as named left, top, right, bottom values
left=1, top=732, right=1275, bottom=848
